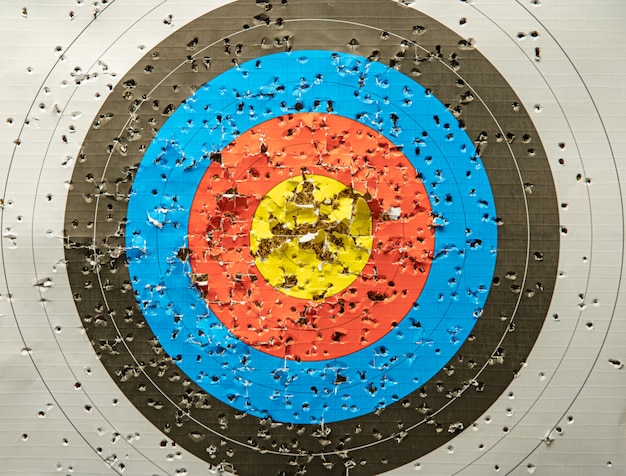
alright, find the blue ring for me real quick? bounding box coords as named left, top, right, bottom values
left=126, top=50, right=497, bottom=423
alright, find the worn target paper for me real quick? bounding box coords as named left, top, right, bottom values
left=0, top=1, right=624, bottom=475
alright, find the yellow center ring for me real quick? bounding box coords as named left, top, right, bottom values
left=250, top=174, right=373, bottom=300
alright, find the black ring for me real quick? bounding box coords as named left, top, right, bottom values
left=64, top=1, right=559, bottom=474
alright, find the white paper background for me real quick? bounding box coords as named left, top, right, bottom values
left=0, top=1, right=624, bottom=475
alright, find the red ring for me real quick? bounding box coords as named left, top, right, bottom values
left=188, top=113, right=434, bottom=361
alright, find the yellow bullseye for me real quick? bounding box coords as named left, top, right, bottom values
left=250, top=174, right=373, bottom=300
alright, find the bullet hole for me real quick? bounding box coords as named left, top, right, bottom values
left=527, top=463, right=536, bottom=474
left=534, top=104, right=542, bottom=112
left=186, top=37, right=199, bottom=51
left=459, top=17, right=467, bottom=25
left=494, top=465, right=501, bottom=472
left=559, top=226, right=568, bottom=235
left=62, top=438, right=69, bottom=446
left=458, top=38, right=477, bottom=50
left=534, top=47, right=541, bottom=61
left=253, top=13, right=271, bottom=25
left=38, top=411, right=46, bottom=418
left=585, top=321, right=594, bottom=329
left=560, top=202, right=568, bottom=209
left=608, top=359, right=623, bottom=369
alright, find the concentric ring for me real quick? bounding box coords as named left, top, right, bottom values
left=187, top=113, right=434, bottom=361
left=124, top=50, right=498, bottom=424
left=63, top=1, right=560, bottom=473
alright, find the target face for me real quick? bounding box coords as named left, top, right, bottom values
left=3, top=1, right=624, bottom=475
left=64, top=2, right=557, bottom=472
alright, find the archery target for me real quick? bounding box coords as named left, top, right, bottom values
left=0, top=1, right=624, bottom=476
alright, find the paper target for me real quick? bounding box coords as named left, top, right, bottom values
left=0, top=1, right=624, bottom=476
